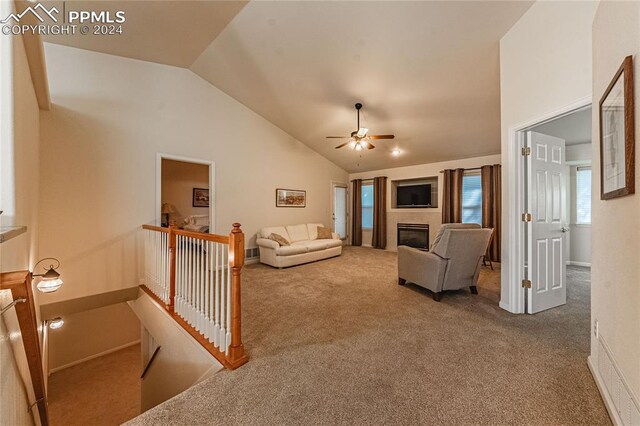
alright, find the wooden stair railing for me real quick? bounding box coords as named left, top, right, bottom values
left=0, top=271, right=49, bottom=426
left=140, top=223, right=248, bottom=370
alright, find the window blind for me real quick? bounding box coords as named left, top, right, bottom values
left=576, top=167, right=591, bottom=225
left=362, top=184, right=374, bottom=229
left=462, top=174, right=483, bottom=225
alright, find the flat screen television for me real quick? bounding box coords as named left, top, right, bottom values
left=397, top=184, right=432, bottom=208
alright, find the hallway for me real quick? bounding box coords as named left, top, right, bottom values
left=48, top=344, right=141, bottom=426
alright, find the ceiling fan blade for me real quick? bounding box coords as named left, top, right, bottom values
left=368, top=135, right=395, bottom=140
left=356, top=127, right=369, bottom=138
left=334, top=142, right=349, bottom=149
left=326, top=136, right=348, bottom=139
left=367, top=143, right=375, bottom=150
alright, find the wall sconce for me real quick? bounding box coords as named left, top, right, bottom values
left=31, top=258, right=63, bottom=293
left=46, top=317, right=64, bottom=330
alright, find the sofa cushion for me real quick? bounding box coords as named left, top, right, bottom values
left=292, top=240, right=329, bottom=252
left=317, top=226, right=333, bottom=239
left=306, top=223, right=323, bottom=240
left=268, top=233, right=291, bottom=246
left=260, top=226, right=289, bottom=240
left=275, top=245, right=308, bottom=256
left=323, top=239, right=342, bottom=249
left=286, top=224, right=310, bottom=242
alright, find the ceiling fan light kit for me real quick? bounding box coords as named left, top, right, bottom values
left=327, top=103, right=395, bottom=151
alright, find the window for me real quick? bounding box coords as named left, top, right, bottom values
left=462, top=173, right=482, bottom=224
left=576, top=166, right=592, bottom=225
left=362, top=183, right=374, bottom=229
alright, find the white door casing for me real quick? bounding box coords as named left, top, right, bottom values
left=527, top=132, right=567, bottom=313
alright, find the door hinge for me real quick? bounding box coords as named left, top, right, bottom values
left=522, top=147, right=531, bottom=156
left=522, top=279, right=532, bottom=289
left=522, top=213, right=532, bottom=222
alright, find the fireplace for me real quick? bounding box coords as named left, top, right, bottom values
left=397, top=223, right=430, bottom=251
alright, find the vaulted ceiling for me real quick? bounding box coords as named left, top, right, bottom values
left=44, top=1, right=533, bottom=172
left=42, top=1, right=248, bottom=67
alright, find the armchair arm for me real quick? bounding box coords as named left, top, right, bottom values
left=256, top=238, right=278, bottom=249
left=397, top=246, right=448, bottom=293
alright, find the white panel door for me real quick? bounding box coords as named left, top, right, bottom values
left=528, top=132, right=567, bottom=314
left=332, top=184, right=347, bottom=239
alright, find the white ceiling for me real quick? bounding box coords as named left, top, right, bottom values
left=42, top=1, right=248, bottom=68
left=44, top=1, right=534, bottom=172
left=531, top=107, right=592, bottom=146
left=190, top=1, right=533, bottom=172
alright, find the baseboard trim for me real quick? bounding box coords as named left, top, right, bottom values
left=245, top=257, right=259, bottom=265
left=588, top=356, right=622, bottom=425
left=49, top=340, right=141, bottom=375
left=567, top=261, right=591, bottom=267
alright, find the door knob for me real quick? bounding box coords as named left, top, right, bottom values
left=560, top=226, right=570, bottom=233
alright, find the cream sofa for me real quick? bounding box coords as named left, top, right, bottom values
left=256, top=223, right=342, bottom=268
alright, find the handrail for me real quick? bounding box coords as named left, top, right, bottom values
left=0, top=270, right=49, bottom=425
left=174, top=228, right=229, bottom=244
left=140, top=223, right=248, bottom=370
left=142, top=224, right=170, bottom=233
left=140, top=346, right=161, bottom=379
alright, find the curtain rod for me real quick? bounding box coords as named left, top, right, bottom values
left=438, top=167, right=483, bottom=173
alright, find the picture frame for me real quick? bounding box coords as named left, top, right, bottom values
left=276, top=188, right=306, bottom=208
left=599, top=55, right=635, bottom=200
left=192, top=188, right=210, bottom=207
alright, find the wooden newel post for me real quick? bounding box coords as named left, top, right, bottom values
left=168, top=225, right=177, bottom=313
left=227, top=223, right=249, bottom=368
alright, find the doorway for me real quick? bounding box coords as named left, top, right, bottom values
left=331, top=182, right=348, bottom=240
left=519, top=106, right=592, bottom=313
left=156, top=154, right=215, bottom=233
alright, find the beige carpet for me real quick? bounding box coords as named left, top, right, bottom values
left=128, top=247, right=609, bottom=425
left=49, top=344, right=141, bottom=426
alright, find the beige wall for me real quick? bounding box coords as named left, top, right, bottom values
left=1, top=4, right=41, bottom=274
left=0, top=1, right=41, bottom=423
left=349, top=154, right=501, bottom=251
left=1, top=291, right=33, bottom=426
left=499, top=0, right=598, bottom=312
left=38, top=43, right=348, bottom=306
left=47, top=302, right=140, bottom=372
left=591, top=0, right=640, bottom=412
left=161, top=159, right=209, bottom=226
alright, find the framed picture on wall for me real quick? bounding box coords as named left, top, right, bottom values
left=192, top=188, right=209, bottom=207
left=276, top=189, right=306, bottom=207
left=599, top=55, right=635, bottom=200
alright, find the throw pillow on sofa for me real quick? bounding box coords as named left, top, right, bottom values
left=316, top=227, right=333, bottom=239
left=268, top=233, right=291, bottom=246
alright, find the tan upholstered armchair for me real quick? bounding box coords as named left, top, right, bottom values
left=397, top=224, right=492, bottom=301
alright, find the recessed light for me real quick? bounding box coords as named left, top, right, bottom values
left=391, top=148, right=401, bottom=156
left=48, top=317, right=64, bottom=330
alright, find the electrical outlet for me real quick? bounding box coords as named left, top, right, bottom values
left=594, top=320, right=599, bottom=338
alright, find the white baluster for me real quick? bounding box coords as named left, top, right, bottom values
left=208, top=241, right=215, bottom=343
left=204, top=241, right=210, bottom=340
left=226, top=244, right=232, bottom=353
left=214, top=242, right=220, bottom=348
left=219, top=244, right=226, bottom=349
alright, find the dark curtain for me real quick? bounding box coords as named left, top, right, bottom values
left=372, top=176, right=387, bottom=249
left=481, top=164, right=502, bottom=262
left=441, top=168, right=464, bottom=223
left=351, top=179, right=362, bottom=246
